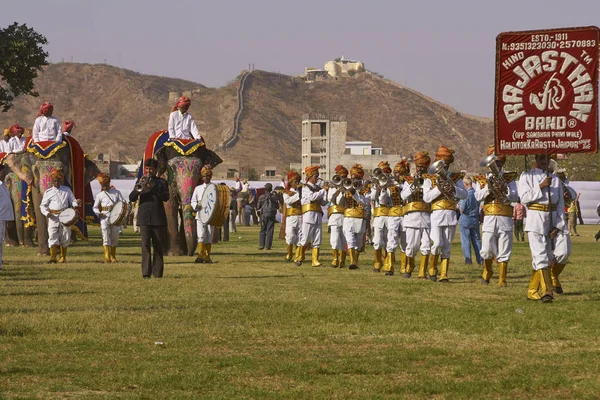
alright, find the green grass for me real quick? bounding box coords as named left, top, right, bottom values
left=1, top=223, right=600, bottom=399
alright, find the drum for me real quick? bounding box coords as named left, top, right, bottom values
left=108, top=201, right=129, bottom=226
left=199, top=183, right=230, bottom=227
left=58, top=208, right=78, bottom=226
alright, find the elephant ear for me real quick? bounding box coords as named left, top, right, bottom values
left=4, top=153, right=35, bottom=186
left=154, top=147, right=168, bottom=177
left=84, top=158, right=101, bottom=185
left=203, top=149, right=224, bottom=169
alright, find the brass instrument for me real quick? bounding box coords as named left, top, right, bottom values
left=548, top=160, right=574, bottom=206
left=410, top=173, right=425, bottom=195
left=134, top=175, right=155, bottom=194
left=427, top=160, right=456, bottom=201
left=369, top=168, right=395, bottom=189
left=325, top=174, right=344, bottom=188
left=479, top=154, right=509, bottom=203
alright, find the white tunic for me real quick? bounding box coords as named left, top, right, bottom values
left=0, top=139, right=11, bottom=153
left=93, top=188, right=126, bottom=219
left=474, top=174, right=519, bottom=232
left=401, top=180, right=431, bottom=229
left=9, top=136, right=27, bottom=153
left=423, top=176, right=467, bottom=227
left=191, top=183, right=209, bottom=220
left=300, top=183, right=327, bottom=225
left=327, top=187, right=345, bottom=227
left=517, top=168, right=566, bottom=234
left=168, top=111, right=200, bottom=140
left=33, top=116, right=63, bottom=142
left=40, top=186, right=77, bottom=216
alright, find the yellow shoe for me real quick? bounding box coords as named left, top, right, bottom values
left=48, top=245, right=59, bottom=264
left=497, top=261, right=508, bottom=287
left=428, top=254, right=439, bottom=281
left=482, top=258, right=494, bottom=284
left=439, top=258, right=450, bottom=282
left=551, top=262, right=566, bottom=294
left=398, top=252, right=407, bottom=274
left=285, top=244, right=294, bottom=262
left=348, top=248, right=359, bottom=270
left=330, top=249, right=339, bottom=268
left=204, top=243, right=213, bottom=263
left=404, top=256, right=416, bottom=278
left=383, top=251, right=395, bottom=276
left=110, top=246, right=117, bottom=263
left=311, top=247, right=322, bottom=267
left=195, top=243, right=205, bottom=263
left=339, top=250, right=347, bottom=268
left=103, top=245, right=111, bottom=263
left=418, top=254, right=429, bottom=279
left=373, top=248, right=383, bottom=272
left=295, top=245, right=307, bottom=266
left=58, top=246, right=67, bottom=263
left=540, top=268, right=554, bottom=303
left=527, top=270, right=541, bottom=301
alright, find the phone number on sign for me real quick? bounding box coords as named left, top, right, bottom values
left=502, top=40, right=596, bottom=51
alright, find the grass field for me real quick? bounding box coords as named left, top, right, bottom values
left=1, top=223, right=600, bottom=399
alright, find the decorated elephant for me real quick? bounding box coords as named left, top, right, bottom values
left=3, top=170, right=34, bottom=247
left=5, top=138, right=100, bottom=255
left=143, top=131, right=223, bottom=256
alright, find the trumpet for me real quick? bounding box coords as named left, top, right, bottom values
left=480, top=154, right=509, bottom=203
left=325, top=174, right=344, bottom=188
left=134, top=174, right=154, bottom=194
left=370, top=168, right=395, bottom=189
left=343, top=178, right=362, bottom=191
left=410, top=173, right=425, bottom=194
left=428, top=160, right=456, bottom=201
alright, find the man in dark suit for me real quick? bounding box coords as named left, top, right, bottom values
left=129, top=158, right=170, bottom=278
left=257, top=183, right=280, bottom=250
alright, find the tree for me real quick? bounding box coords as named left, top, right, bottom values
left=0, top=23, right=48, bottom=112
left=247, top=168, right=259, bottom=181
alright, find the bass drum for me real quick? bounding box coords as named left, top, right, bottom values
left=108, top=201, right=129, bottom=226
left=58, top=208, right=78, bottom=226
left=199, top=183, right=230, bottom=227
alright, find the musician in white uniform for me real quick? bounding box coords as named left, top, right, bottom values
left=518, top=154, right=568, bottom=303
left=168, top=96, right=201, bottom=140
left=327, top=165, right=348, bottom=268
left=423, top=146, right=467, bottom=282
left=93, top=173, right=126, bottom=263
left=294, top=165, right=327, bottom=267
left=552, top=168, right=577, bottom=294
left=191, top=165, right=215, bottom=263
left=40, top=168, right=80, bottom=263
left=388, top=159, right=409, bottom=276
left=342, top=164, right=369, bottom=270
left=473, top=146, right=519, bottom=287
left=401, top=152, right=432, bottom=279
left=32, top=102, right=63, bottom=143
left=370, top=161, right=391, bottom=273
left=8, top=124, right=27, bottom=153
left=283, top=171, right=303, bottom=262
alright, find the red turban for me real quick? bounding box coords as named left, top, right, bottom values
left=305, top=165, right=320, bottom=179
left=39, top=102, right=53, bottom=117
left=97, top=173, right=111, bottom=186
left=63, top=120, right=75, bottom=133
left=176, top=96, right=191, bottom=108
left=394, top=159, right=410, bottom=175
left=201, top=165, right=213, bottom=177
left=377, top=161, right=392, bottom=174
left=334, top=164, right=348, bottom=177
left=9, top=124, right=24, bottom=135
left=287, top=171, right=300, bottom=182
left=435, top=146, right=455, bottom=164
left=50, top=168, right=64, bottom=180
left=350, top=164, right=364, bottom=179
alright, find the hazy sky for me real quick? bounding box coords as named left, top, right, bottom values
left=2, top=0, right=599, bottom=117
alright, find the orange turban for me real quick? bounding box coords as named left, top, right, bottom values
left=394, top=159, right=410, bottom=175
left=39, top=102, right=53, bottom=116
left=305, top=165, right=320, bottom=179
left=435, top=146, right=455, bottom=164
left=63, top=120, right=75, bottom=133
left=9, top=124, right=24, bottom=135
left=377, top=161, right=392, bottom=174
left=287, top=171, right=300, bottom=182
left=3, top=128, right=10, bottom=137
left=487, top=145, right=506, bottom=162
left=350, top=164, right=364, bottom=179
left=50, top=168, right=64, bottom=180
left=201, top=165, right=213, bottom=177
left=334, top=164, right=348, bottom=177
left=414, top=151, right=431, bottom=168
left=97, top=173, right=111, bottom=186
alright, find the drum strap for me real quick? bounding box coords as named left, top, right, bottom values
left=102, top=190, right=117, bottom=205
left=100, top=206, right=112, bottom=211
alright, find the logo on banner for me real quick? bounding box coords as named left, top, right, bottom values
left=530, top=73, right=565, bottom=111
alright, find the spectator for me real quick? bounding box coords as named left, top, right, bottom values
left=513, top=198, right=526, bottom=242
left=229, top=188, right=238, bottom=233
left=244, top=202, right=252, bottom=226
left=257, top=183, right=280, bottom=250
left=568, top=194, right=581, bottom=236
left=458, top=176, right=483, bottom=265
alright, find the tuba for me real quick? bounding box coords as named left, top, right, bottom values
left=479, top=154, right=509, bottom=203
left=428, top=160, right=456, bottom=201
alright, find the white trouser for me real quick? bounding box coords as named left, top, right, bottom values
left=420, top=228, right=431, bottom=255
left=196, top=220, right=214, bottom=244
left=0, top=221, right=5, bottom=267
left=330, top=224, right=346, bottom=250
left=100, top=218, right=120, bottom=246
left=299, top=222, right=322, bottom=248
left=48, top=215, right=70, bottom=247
left=372, top=216, right=387, bottom=250
left=528, top=231, right=571, bottom=270
left=387, top=216, right=403, bottom=253
left=229, top=210, right=237, bottom=232
left=343, top=217, right=366, bottom=250
left=405, top=227, right=428, bottom=257
left=430, top=225, right=456, bottom=259
left=480, top=230, right=513, bottom=262
left=285, top=215, right=302, bottom=246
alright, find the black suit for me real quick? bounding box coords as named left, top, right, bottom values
left=129, top=176, right=169, bottom=278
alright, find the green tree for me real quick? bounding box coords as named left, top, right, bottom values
left=247, top=168, right=259, bottom=181
left=0, top=23, right=49, bottom=112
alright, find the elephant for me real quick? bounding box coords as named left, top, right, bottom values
left=4, top=170, right=34, bottom=247
left=155, top=144, right=223, bottom=256
left=6, top=144, right=100, bottom=255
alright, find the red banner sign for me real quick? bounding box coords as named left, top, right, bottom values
left=495, top=26, right=599, bottom=155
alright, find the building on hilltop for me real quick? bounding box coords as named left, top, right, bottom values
left=324, top=56, right=365, bottom=78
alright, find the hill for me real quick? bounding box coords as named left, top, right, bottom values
left=6, top=63, right=596, bottom=178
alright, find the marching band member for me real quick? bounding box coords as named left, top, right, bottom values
left=370, top=161, right=391, bottom=273
left=327, top=165, right=348, bottom=268
left=342, top=164, right=369, bottom=270
left=8, top=124, right=27, bottom=153
left=473, top=146, right=518, bottom=286
left=40, top=168, right=80, bottom=263
left=168, top=96, right=201, bottom=140
left=32, top=102, right=63, bottom=143
left=423, top=146, right=467, bottom=282
left=62, top=120, right=75, bottom=136
left=401, top=152, right=432, bottom=278
left=93, top=173, right=126, bottom=263
left=191, top=165, right=215, bottom=263
left=294, top=165, right=327, bottom=267
left=551, top=167, right=577, bottom=294
left=283, top=171, right=303, bottom=262
left=518, top=154, right=568, bottom=302
left=390, top=159, right=410, bottom=276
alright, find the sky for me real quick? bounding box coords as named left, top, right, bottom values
left=2, top=0, right=599, bottom=118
